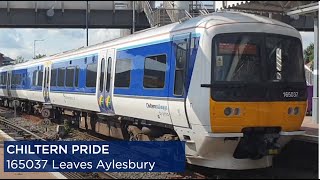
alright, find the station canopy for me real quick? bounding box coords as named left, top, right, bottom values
left=217, top=1, right=318, bottom=15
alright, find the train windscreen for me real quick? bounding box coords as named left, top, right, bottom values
left=211, top=33, right=307, bottom=101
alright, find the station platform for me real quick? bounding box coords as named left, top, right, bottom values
left=0, top=130, right=66, bottom=179
left=295, top=116, right=319, bottom=143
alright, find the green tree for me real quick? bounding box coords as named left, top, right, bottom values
left=34, top=54, right=46, bottom=59
left=15, top=56, right=25, bottom=64
left=304, top=43, right=314, bottom=64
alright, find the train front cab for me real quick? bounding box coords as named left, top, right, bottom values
left=186, top=22, right=307, bottom=169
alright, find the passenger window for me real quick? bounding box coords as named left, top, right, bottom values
left=106, top=57, right=112, bottom=92
left=38, top=70, right=43, bottom=86
left=114, top=59, right=131, bottom=88
left=86, top=63, right=97, bottom=87
left=174, top=40, right=188, bottom=95
left=51, top=69, right=57, bottom=87
left=99, top=59, right=105, bottom=92
left=66, top=67, right=75, bottom=87
left=58, top=68, right=65, bottom=87
left=18, top=74, right=22, bottom=85
left=14, top=74, right=21, bottom=85
left=32, top=70, right=38, bottom=86
left=11, top=74, right=15, bottom=85
left=143, top=54, right=166, bottom=88
left=3, top=73, right=7, bottom=85
left=75, top=66, right=79, bottom=87
left=44, top=69, right=47, bottom=86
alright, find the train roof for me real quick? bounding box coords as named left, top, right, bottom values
left=2, top=11, right=297, bottom=70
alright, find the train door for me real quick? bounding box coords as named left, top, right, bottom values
left=43, top=65, right=51, bottom=103
left=168, top=34, right=191, bottom=128
left=97, top=49, right=115, bottom=115
left=6, top=71, right=12, bottom=98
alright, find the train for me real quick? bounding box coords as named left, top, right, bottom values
left=0, top=11, right=308, bottom=170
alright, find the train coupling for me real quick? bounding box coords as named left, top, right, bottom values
left=233, top=127, right=281, bottom=160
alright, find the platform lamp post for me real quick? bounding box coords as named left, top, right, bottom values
left=34, top=39, right=44, bottom=59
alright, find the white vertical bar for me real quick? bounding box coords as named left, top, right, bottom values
left=312, top=15, right=318, bottom=124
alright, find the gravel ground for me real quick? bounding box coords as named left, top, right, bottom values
left=108, top=172, right=181, bottom=179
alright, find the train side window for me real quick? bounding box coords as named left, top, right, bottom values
left=66, top=66, right=75, bottom=87
left=32, top=70, right=38, bottom=86
left=58, top=68, right=66, bottom=87
left=14, top=74, right=21, bottom=85
left=3, top=73, right=6, bottom=85
left=11, top=74, right=15, bottom=85
left=99, top=58, right=105, bottom=92
left=106, top=57, right=112, bottom=92
left=3, top=72, right=7, bottom=85
left=38, top=70, right=43, bottom=86
left=18, top=74, right=22, bottom=85
left=174, top=41, right=188, bottom=96
left=114, top=59, right=131, bottom=88
left=51, top=69, right=57, bottom=86
left=86, top=63, right=97, bottom=87
left=75, top=66, right=79, bottom=87
left=143, top=54, right=166, bottom=88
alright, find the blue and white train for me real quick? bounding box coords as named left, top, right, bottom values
left=0, top=12, right=307, bottom=170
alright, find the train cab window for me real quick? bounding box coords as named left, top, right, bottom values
left=86, top=63, right=97, bottom=87
left=75, top=66, right=79, bottom=87
left=143, top=55, right=166, bottom=88
left=51, top=69, right=57, bottom=86
left=38, top=70, right=43, bottom=86
left=66, top=67, right=75, bottom=87
left=58, top=68, right=66, bottom=87
left=174, top=41, right=188, bottom=95
left=266, top=36, right=304, bottom=82
left=32, top=70, right=38, bottom=86
left=114, top=59, right=131, bottom=88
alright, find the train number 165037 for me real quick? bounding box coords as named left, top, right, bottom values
left=283, top=92, right=298, bottom=98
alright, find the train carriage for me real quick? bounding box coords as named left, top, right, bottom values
left=0, top=11, right=307, bottom=170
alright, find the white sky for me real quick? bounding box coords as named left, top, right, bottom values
left=0, top=1, right=316, bottom=60
left=0, top=28, right=314, bottom=60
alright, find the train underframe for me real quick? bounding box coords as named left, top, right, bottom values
left=0, top=97, right=180, bottom=142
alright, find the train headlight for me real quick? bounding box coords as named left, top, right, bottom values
left=234, top=108, right=241, bottom=116
left=288, top=107, right=294, bottom=115
left=294, top=107, right=300, bottom=115
left=224, top=107, right=233, bottom=116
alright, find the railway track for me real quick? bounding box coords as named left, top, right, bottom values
left=0, top=112, right=117, bottom=179
left=0, top=116, right=43, bottom=141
